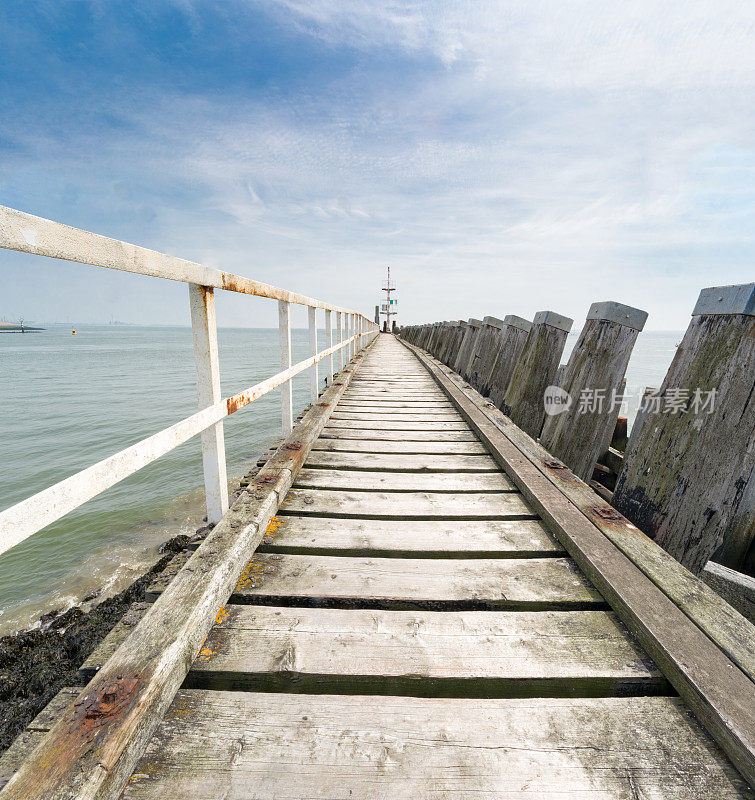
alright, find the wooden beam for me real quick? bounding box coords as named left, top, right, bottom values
left=613, top=283, right=755, bottom=574
left=540, top=301, right=647, bottom=481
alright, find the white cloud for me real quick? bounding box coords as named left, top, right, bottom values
left=2, top=0, right=754, bottom=329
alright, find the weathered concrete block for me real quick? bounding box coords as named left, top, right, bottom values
left=613, top=283, right=755, bottom=575
left=500, top=311, right=573, bottom=439
left=540, top=301, right=647, bottom=481
left=486, top=316, right=533, bottom=402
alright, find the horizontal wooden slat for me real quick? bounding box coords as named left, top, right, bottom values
left=293, top=468, right=515, bottom=493
left=311, top=439, right=488, bottom=454
left=324, top=418, right=470, bottom=430
left=257, top=515, right=562, bottom=557
left=320, top=428, right=479, bottom=442
left=83, top=605, right=664, bottom=695
left=122, top=692, right=749, bottom=800
left=329, top=411, right=464, bottom=421
left=272, top=513, right=558, bottom=551
left=148, top=554, right=604, bottom=609
left=280, top=488, right=534, bottom=519
left=337, top=400, right=455, bottom=409
left=305, top=451, right=500, bottom=472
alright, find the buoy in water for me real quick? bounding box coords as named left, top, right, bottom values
left=72, top=329, right=76, bottom=335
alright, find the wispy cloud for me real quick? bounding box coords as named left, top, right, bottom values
left=0, top=1, right=753, bottom=328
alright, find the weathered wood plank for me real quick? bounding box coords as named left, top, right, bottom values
left=338, top=398, right=453, bottom=411
left=403, top=338, right=755, bottom=785
left=613, top=284, right=755, bottom=574
left=257, top=515, right=562, bottom=557
left=122, top=691, right=751, bottom=800
left=702, top=562, right=755, bottom=624
left=305, top=451, right=499, bottom=472
left=148, top=553, right=604, bottom=609
left=280, top=488, right=534, bottom=519
left=311, top=439, right=488, bottom=454
left=500, top=310, right=573, bottom=439
left=540, top=301, right=647, bottom=481
left=190, top=606, right=663, bottom=693
left=329, top=411, right=464, bottom=421
left=293, top=468, right=515, bottom=492
left=324, top=418, right=470, bottom=430
left=82, top=606, right=663, bottom=695
left=319, top=428, right=479, bottom=442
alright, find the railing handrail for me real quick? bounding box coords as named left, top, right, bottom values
left=0, top=205, right=378, bottom=558
left=0, top=205, right=358, bottom=314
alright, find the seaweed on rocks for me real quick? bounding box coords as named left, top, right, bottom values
left=0, top=546, right=179, bottom=753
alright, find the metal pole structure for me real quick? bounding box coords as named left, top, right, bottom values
left=325, top=310, right=334, bottom=385
left=382, top=266, right=396, bottom=331
left=336, top=311, right=343, bottom=371
left=188, top=284, right=228, bottom=523
left=308, top=305, right=319, bottom=403
left=278, top=299, right=293, bottom=434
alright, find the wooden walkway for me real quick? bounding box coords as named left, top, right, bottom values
left=2, top=334, right=752, bottom=799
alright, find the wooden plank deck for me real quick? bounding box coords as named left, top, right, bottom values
left=3, top=334, right=753, bottom=799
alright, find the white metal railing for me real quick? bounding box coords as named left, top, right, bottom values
left=0, top=205, right=378, bottom=557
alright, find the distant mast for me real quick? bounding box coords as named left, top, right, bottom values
left=381, top=266, right=397, bottom=332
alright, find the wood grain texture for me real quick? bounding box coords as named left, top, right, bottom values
left=319, top=427, right=480, bottom=441
left=613, top=313, right=755, bottom=574
left=501, top=320, right=570, bottom=439
left=293, top=468, right=515, bottom=492
left=311, top=439, right=488, bottom=454
left=323, top=418, right=470, bottom=430
left=122, top=691, right=752, bottom=800
left=148, top=553, right=604, bottom=609
left=486, top=323, right=532, bottom=405
left=82, top=605, right=664, bottom=695
left=0, top=689, right=80, bottom=791
left=256, top=515, right=562, bottom=557
left=305, top=450, right=499, bottom=472
left=279, top=488, right=535, bottom=519
left=540, top=316, right=641, bottom=481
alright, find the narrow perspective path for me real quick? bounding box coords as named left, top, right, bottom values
left=7, top=334, right=748, bottom=799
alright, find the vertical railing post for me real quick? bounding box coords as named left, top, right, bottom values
left=308, top=306, right=319, bottom=403
left=349, top=313, right=354, bottom=361
left=325, top=309, right=334, bottom=385
left=188, top=284, right=228, bottom=523
left=336, top=311, right=343, bottom=371
left=278, top=299, right=293, bottom=434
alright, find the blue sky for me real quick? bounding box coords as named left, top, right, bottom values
left=1, top=0, right=753, bottom=329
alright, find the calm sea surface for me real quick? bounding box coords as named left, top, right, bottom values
left=0, top=326, right=682, bottom=635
